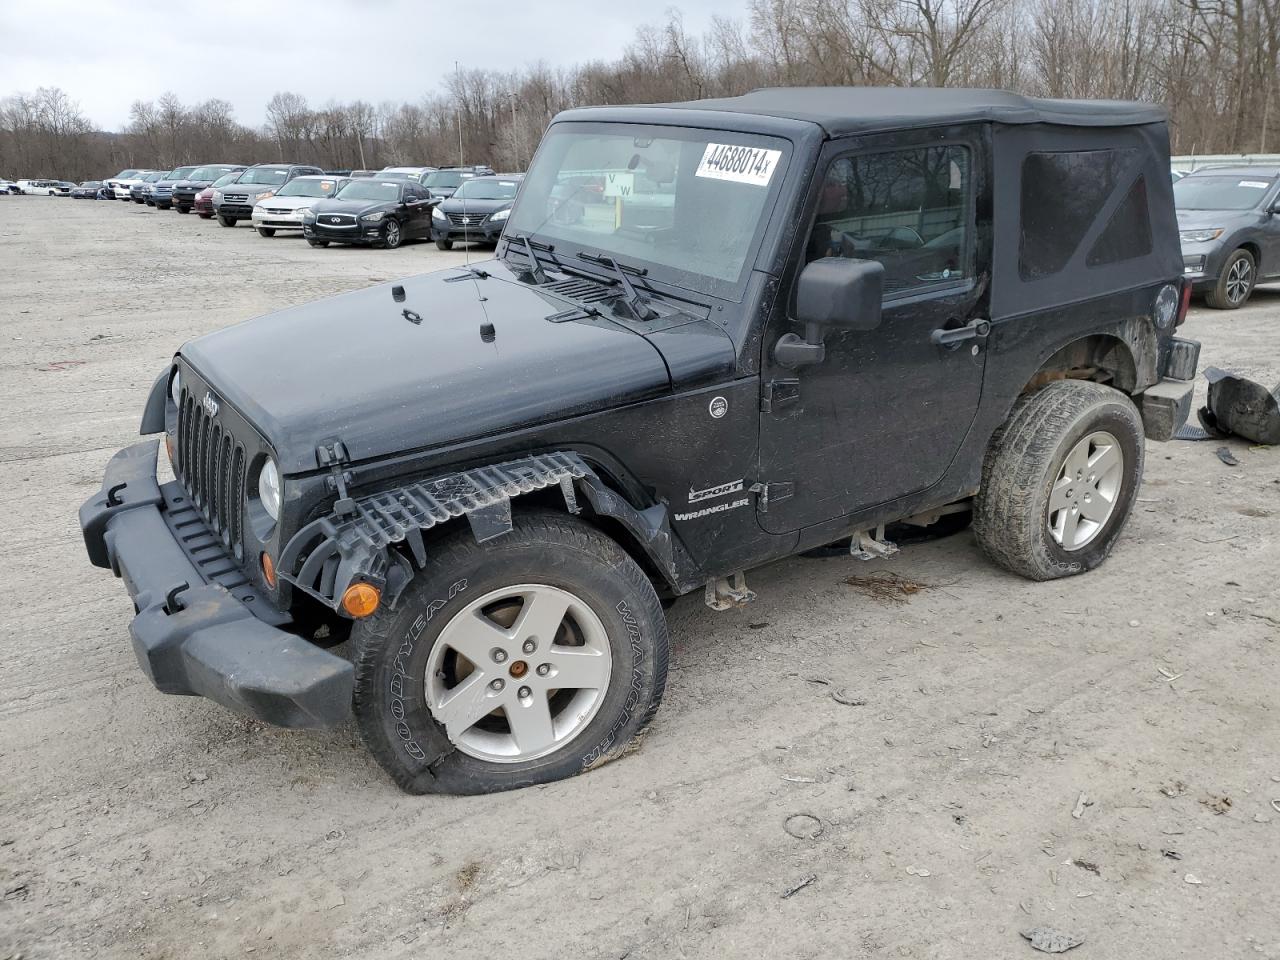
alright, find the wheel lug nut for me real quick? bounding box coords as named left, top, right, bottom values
left=489, top=678, right=505, bottom=692
left=518, top=686, right=531, bottom=699
left=522, top=639, right=536, bottom=654
left=492, top=649, right=507, bottom=663
left=536, top=663, right=550, bottom=677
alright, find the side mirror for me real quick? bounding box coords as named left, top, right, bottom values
left=775, top=258, right=883, bottom=368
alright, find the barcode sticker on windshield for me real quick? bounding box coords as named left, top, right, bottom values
left=696, top=144, right=781, bottom=187
left=1239, top=180, right=1270, bottom=188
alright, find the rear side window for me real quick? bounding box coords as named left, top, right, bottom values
left=1019, top=149, right=1144, bottom=279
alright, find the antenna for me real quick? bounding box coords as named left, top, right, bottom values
left=455, top=60, right=470, bottom=268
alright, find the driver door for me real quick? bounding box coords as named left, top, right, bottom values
left=757, top=129, right=990, bottom=535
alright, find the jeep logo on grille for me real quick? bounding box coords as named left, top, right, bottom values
left=202, top=391, right=219, bottom=417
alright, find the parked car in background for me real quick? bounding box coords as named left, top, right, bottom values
left=349, top=169, right=377, bottom=178
left=71, top=180, right=104, bottom=198
left=109, top=170, right=158, bottom=199
left=131, top=171, right=167, bottom=204
left=1176, top=165, right=1280, bottom=309
left=149, top=165, right=199, bottom=210
left=377, top=165, right=437, bottom=183
left=17, top=179, right=71, bottom=196
left=171, top=164, right=245, bottom=214
left=213, top=162, right=324, bottom=227
left=52, top=180, right=76, bottom=196
left=194, top=171, right=241, bottom=218
left=431, top=174, right=522, bottom=249
left=0, top=177, right=19, bottom=194
left=421, top=165, right=493, bottom=199
left=302, top=177, right=435, bottom=248
left=251, top=174, right=348, bottom=237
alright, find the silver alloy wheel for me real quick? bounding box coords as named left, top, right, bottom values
left=1047, top=430, right=1124, bottom=551
left=385, top=220, right=401, bottom=247
left=1226, top=255, right=1252, bottom=305
left=424, top=584, right=613, bottom=763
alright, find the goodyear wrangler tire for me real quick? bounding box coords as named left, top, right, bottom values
left=351, top=511, right=669, bottom=794
left=974, top=380, right=1144, bottom=581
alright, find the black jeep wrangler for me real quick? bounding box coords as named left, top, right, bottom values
left=80, top=88, right=1200, bottom=795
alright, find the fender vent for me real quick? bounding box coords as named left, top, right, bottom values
left=544, top=277, right=618, bottom=304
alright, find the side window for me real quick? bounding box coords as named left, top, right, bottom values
left=807, top=145, right=970, bottom=297
left=1019, top=149, right=1141, bottom=279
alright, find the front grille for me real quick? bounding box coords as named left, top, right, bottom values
left=264, top=207, right=293, bottom=215
left=319, top=213, right=356, bottom=226
left=223, top=192, right=249, bottom=203
left=177, top=388, right=247, bottom=559
left=447, top=212, right=487, bottom=227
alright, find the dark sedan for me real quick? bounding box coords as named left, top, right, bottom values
left=130, top=171, right=166, bottom=203
left=71, top=180, right=105, bottom=199
left=1177, top=166, right=1280, bottom=308
left=172, top=163, right=245, bottom=214
left=149, top=165, right=199, bottom=210
left=302, top=178, right=436, bottom=249
left=430, top=174, right=522, bottom=249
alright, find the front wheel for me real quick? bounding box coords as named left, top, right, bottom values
left=351, top=512, right=669, bottom=794
left=974, top=380, right=1143, bottom=581
left=256, top=227, right=275, bottom=238
left=381, top=219, right=403, bottom=249
left=176, top=205, right=189, bottom=214
left=218, top=215, right=236, bottom=228
left=306, top=238, right=329, bottom=248
left=435, top=237, right=453, bottom=251
left=198, top=212, right=212, bottom=219
left=1205, top=248, right=1255, bottom=309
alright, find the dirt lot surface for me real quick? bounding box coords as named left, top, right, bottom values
left=1, top=196, right=1278, bottom=960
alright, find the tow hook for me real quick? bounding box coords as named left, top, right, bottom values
left=704, top=572, right=756, bottom=611
left=850, top=526, right=899, bottom=561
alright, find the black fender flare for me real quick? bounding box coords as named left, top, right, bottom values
left=277, top=451, right=683, bottom=612
left=139, top=369, right=169, bottom=435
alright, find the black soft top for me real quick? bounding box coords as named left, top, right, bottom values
left=658, top=87, right=1166, bottom=137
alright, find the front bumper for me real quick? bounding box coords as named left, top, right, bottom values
left=78, top=441, right=354, bottom=728
left=434, top=221, right=504, bottom=243
left=303, top=221, right=386, bottom=244
left=215, top=203, right=255, bottom=219
left=253, top=209, right=306, bottom=230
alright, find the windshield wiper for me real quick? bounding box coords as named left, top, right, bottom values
left=504, top=232, right=557, bottom=284
left=574, top=252, right=658, bottom=321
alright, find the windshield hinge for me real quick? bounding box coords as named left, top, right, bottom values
left=316, top=439, right=356, bottom=516
left=749, top=481, right=794, bottom=512
left=760, top=379, right=801, bottom=413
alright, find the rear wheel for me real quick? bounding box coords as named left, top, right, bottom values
left=1205, top=248, right=1256, bottom=309
left=435, top=237, right=453, bottom=251
left=351, top=512, right=669, bottom=794
left=218, top=215, right=237, bottom=228
left=974, top=380, right=1143, bottom=581
left=257, top=227, right=275, bottom=238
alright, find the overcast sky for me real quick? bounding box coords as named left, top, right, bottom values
left=0, top=0, right=727, bottom=131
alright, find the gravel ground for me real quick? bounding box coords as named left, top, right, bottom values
left=1, top=195, right=1278, bottom=960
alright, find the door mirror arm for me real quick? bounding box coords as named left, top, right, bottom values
left=775, top=258, right=884, bottom=369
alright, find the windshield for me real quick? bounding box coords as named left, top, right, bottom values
left=145, top=172, right=166, bottom=182
left=211, top=172, right=241, bottom=187
left=115, top=169, right=140, bottom=179
left=237, top=167, right=290, bottom=185
left=423, top=170, right=472, bottom=189
left=167, top=166, right=198, bottom=180
left=1174, top=175, right=1277, bottom=210
left=335, top=180, right=402, bottom=202
left=277, top=177, right=341, bottom=198
left=506, top=123, right=789, bottom=292
left=454, top=178, right=520, bottom=200
left=190, top=165, right=236, bottom=181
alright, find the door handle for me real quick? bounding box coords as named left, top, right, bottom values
left=931, top=318, right=991, bottom=348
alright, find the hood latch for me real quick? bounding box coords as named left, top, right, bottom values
left=316, top=439, right=355, bottom=516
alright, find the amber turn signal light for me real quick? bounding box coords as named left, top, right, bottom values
left=260, top=551, right=277, bottom=589
left=341, top=582, right=381, bottom=619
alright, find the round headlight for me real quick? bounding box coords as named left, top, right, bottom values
left=258, top=459, right=281, bottom=522
left=1154, top=283, right=1179, bottom=328
left=431, top=206, right=445, bottom=221
left=169, top=368, right=181, bottom=406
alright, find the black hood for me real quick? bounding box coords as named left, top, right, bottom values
left=310, top=196, right=400, bottom=219
left=438, top=196, right=512, bottom=216
left=178, top=261, right=732, bottom=475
